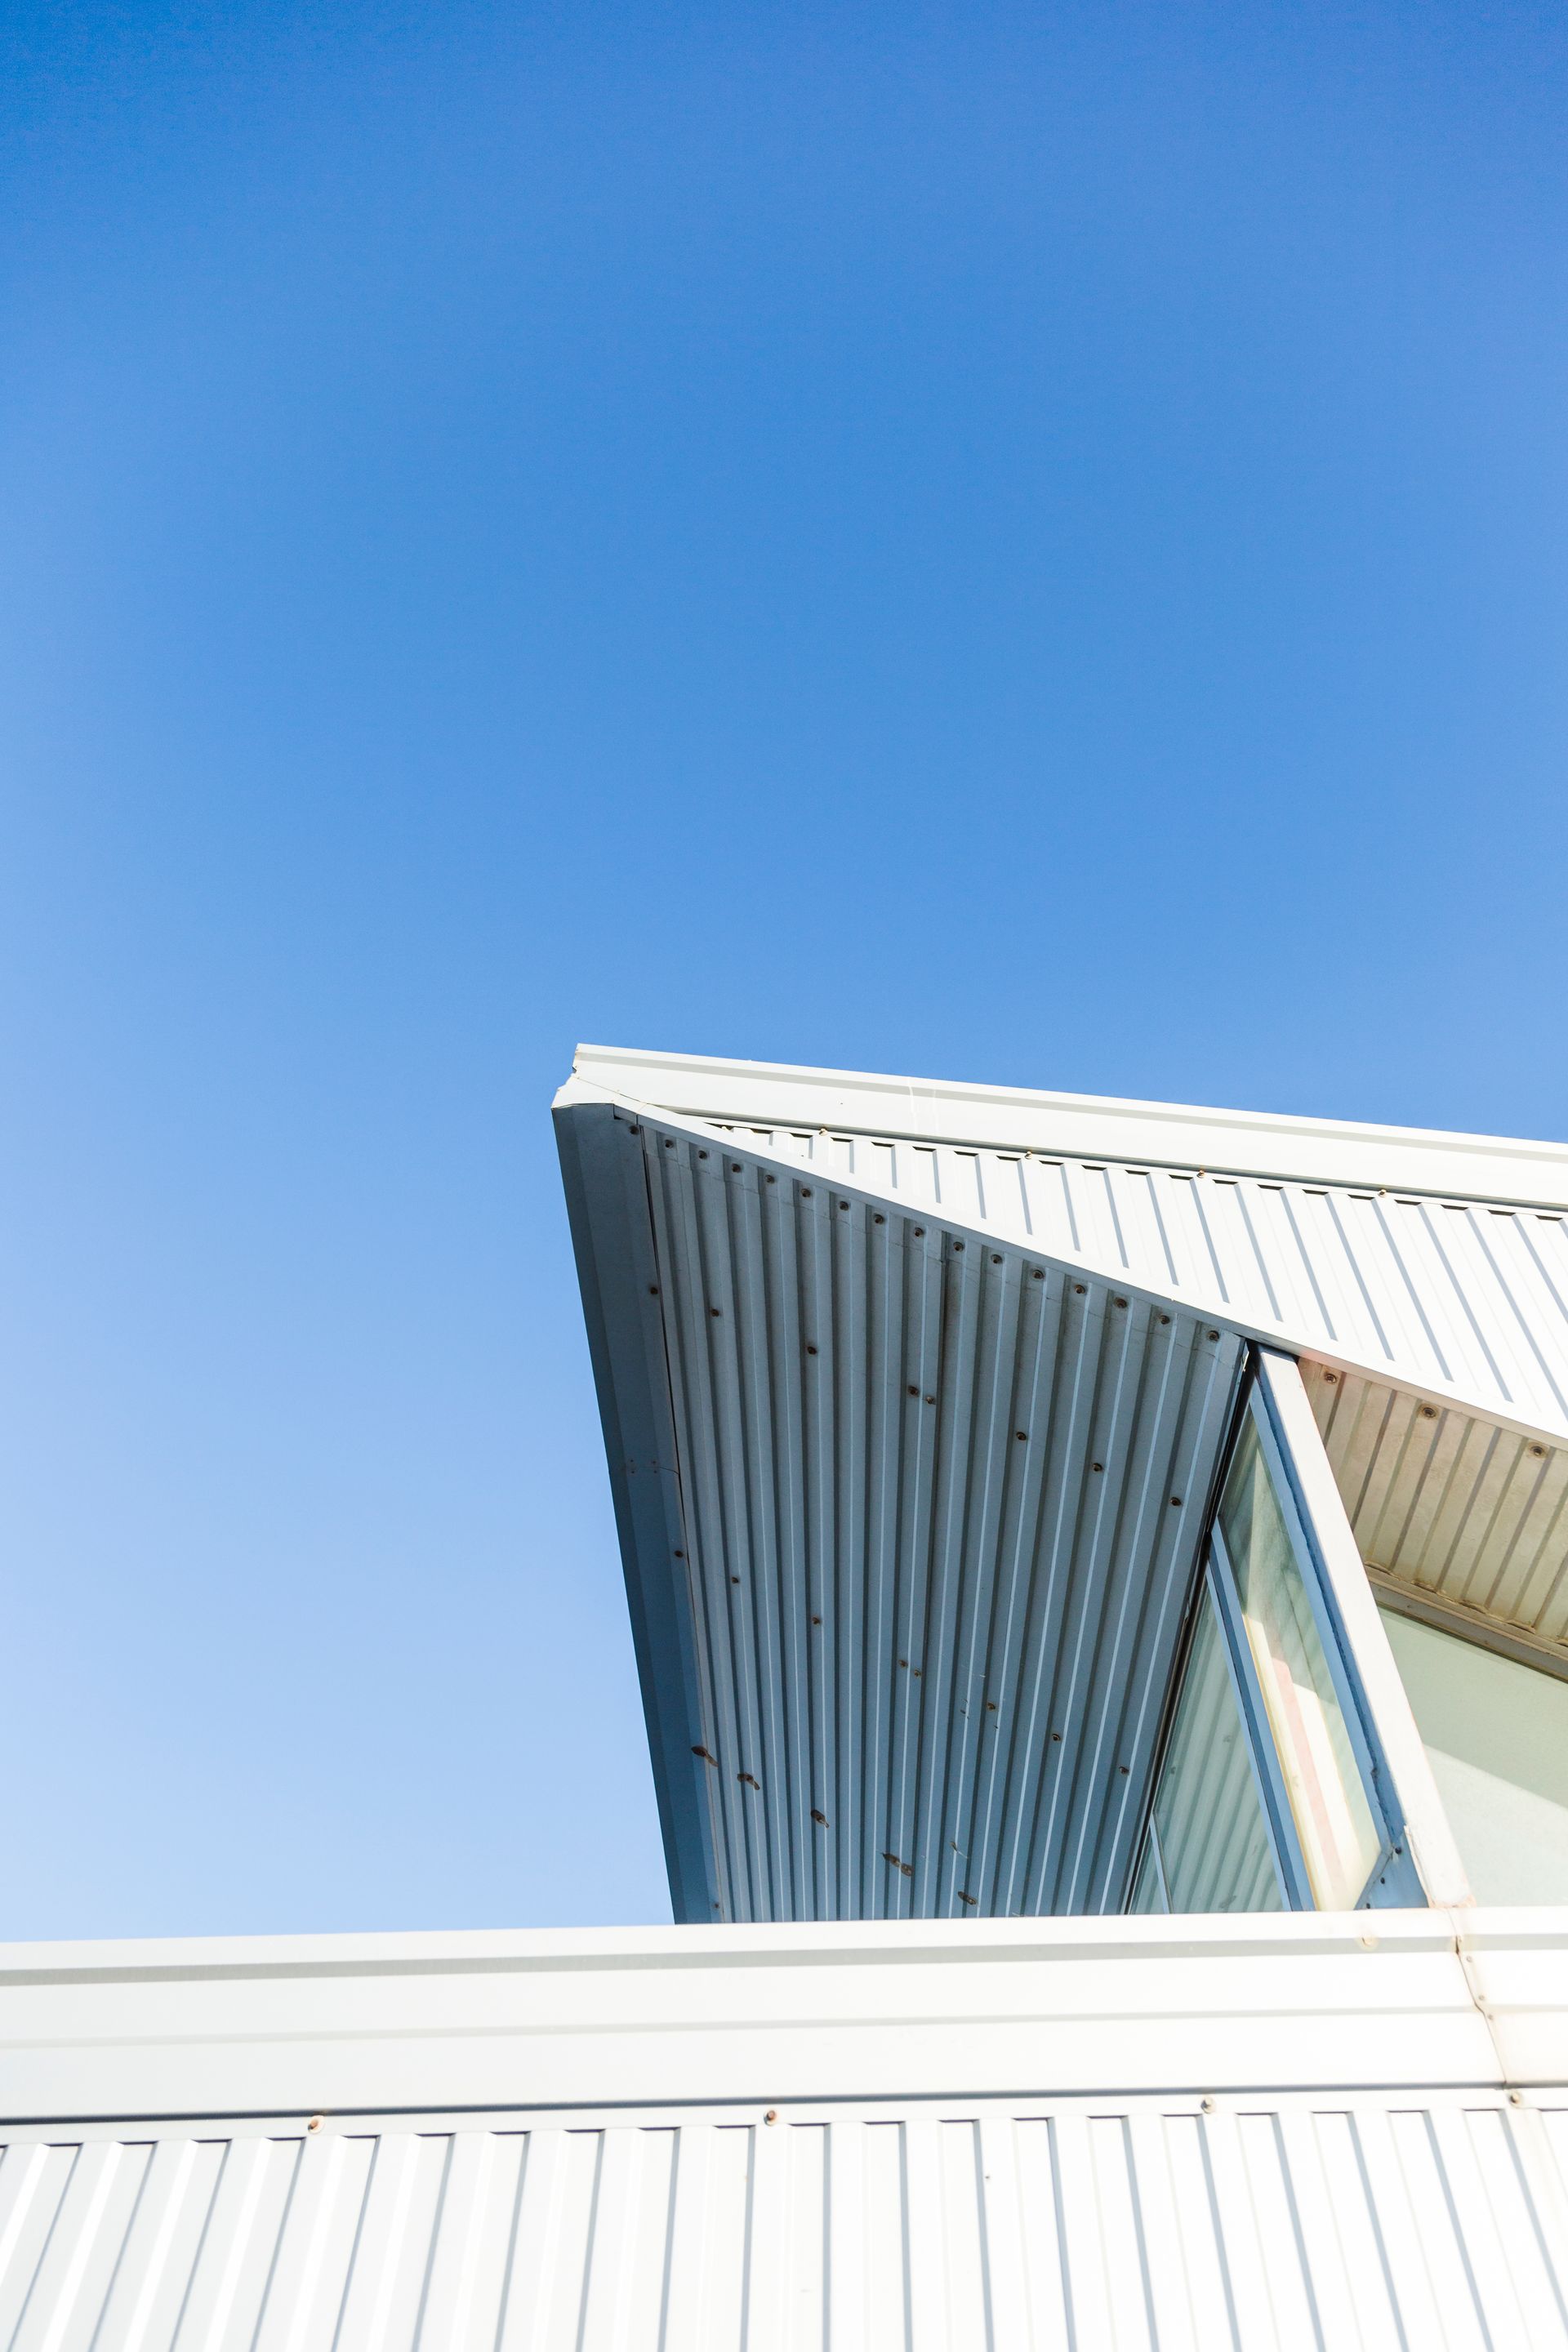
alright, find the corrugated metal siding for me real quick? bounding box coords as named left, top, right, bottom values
left=636, top=1118, right=1244, bottom=1922
left=5, top=2099, right=1568, bottom=2351
left=1303, top=1365, right=1568, bottom=1654
left=701, top=1120, right=1568, bottom=1442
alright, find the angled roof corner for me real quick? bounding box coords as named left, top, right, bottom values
left=555, top=1047, right=1568, bottom=1927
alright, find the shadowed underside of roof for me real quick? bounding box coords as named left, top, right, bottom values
left=559, top=1100, right=1244, bottom=1923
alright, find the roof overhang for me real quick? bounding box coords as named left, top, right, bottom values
left=557, top=1048, right=1568, bottom=1923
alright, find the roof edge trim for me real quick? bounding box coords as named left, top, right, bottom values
left=559, top=1047, right=1568, bottom=1210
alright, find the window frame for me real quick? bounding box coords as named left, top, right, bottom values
left=1132, top=1345, right=1451, bottom=1913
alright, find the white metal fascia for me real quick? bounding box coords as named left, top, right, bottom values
left=0, top=1911, right=1557, bottom=2123
left=561, top=1046, right=1568, bottom=1212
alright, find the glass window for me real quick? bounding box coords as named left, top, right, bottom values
left=1142, top=1587, right=1283, bottom=1913
left=1379, top=1607, right=1568, bottom=1905
left=1218, top=1419, right=1382, bottom=1909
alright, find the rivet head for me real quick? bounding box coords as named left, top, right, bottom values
left=913, top=1225, right=924, bottom=1237
left=1170, top=1495, right=1183, bottom=1508
left=764, top=2108, right=778, bottom=2124
left=801, top=1186, right=812, bottom=1197
left=991, top=1254, right=1002, bottom=1264
left=1114, top=1296, right=1127, bottom=1309
left=1207, top=1330, right=1219, bottom=1342
left=953, top=1241, right=964, bottom=1253
left=1074, top=1283, right=1086, bottom=1295
left=307, top=2114, right=326, bottom=2132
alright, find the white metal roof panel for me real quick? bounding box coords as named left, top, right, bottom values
left=679, top=1117, right=1568, bottom=1442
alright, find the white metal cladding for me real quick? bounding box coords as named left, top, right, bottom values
left=6, top=2096, right=1568, bottom=2350
left=689, top=1115, right=1568, bottom=1444
left=634, top=1115, right=1245, bottom=1922
left=1302, top=1364, right=1568, bottom=1656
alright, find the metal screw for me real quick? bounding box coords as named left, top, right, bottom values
left=1114, top=1296, right=1127, bottom=1309
left=907, top=1384, right=920, bottom=1396
left=1032, top=1268, right=1044, bottom=1280
left=913, top=1225, right=924, bottom=1237
left=1530, top=1444, right=1548, bottom=1459
left=991, top=1254, right=1003, bottom=1264
left=1074, top=1283, right=1086, bottom=1295
left=308, top=2114, right=325, bottom=2132
left=1016, top=1430, right=1027, bottom=1441
left=806, top=1343, right=817, bottom=1355
left=812, top=1614, right=822, bottom=1625
left=698, top=1149, right=708, bottom=1159
left=801, top=1187, right=812, bottom=1197
left=1325, top=1371, right=1337, bottom=1383
left=648, top=1285, right=659, bottom=1295
left=953, top=1241, right=964, bottom=1252
left=1170, top=1495, right=1183, bottom=1508
left=1200, top=2097, right=1214, bottom=2114
left=1207, top=1330, right=1219, bottom=1342
left=766, top=1173, right=776, bottom=1183
left=1159, top=1313, right=1169, bottom=1325
left=875, top=1213, right=885, bottom=1224
left=1092, top=1462, right=1103, bottom=1473
left=764, top=2109, right=778, bottom=2123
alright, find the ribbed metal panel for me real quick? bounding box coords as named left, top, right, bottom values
left=4, top=2097, right=1566, bottom=2350
left=699, top=1119, right=1568, bottom=1441
left=627, top=1116, right=1244, bottom=1922
left=1303, top=1365, right=1568, bottom=1656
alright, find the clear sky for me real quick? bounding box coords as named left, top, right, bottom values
left=2, top=0, right=1566, bottom=1938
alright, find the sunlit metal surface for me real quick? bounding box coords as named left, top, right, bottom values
left=4, top=2097, right=1565, bottom=2350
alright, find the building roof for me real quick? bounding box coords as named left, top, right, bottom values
left=555, top=1048, right=1568, bottom=1925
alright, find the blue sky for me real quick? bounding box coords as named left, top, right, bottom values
left=2, top=0, right=1565, bottom=1937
